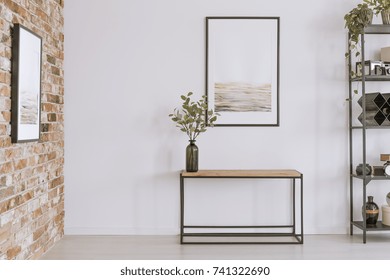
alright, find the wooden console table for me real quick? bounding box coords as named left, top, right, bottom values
left=180, top=170, right=303, bottom=244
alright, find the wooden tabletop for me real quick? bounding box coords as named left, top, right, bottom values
left=181, top=170, right=302, bottom=178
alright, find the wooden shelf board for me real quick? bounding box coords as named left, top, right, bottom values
left=181, top=169, right=302, bottom=178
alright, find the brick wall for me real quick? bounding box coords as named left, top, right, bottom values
left=0, top=0, right=64, bottom=259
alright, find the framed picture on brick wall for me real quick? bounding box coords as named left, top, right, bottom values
left=11, top=24, right=42, bottom=143
left=206, top=17, right=280, bottom=126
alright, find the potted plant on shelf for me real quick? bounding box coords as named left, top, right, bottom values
left=345, top=3, right=374, bottom=94
left=344, top=3, right=373, bottom=64
left=364, top=0, right=390, bottom=24
left=169, top=92, right=219, bottom=172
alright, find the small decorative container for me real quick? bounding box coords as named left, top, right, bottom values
left=356, top=163, right=372, bottom=176
left=382, top=10, right=390, bottom=25
left=382, top=205, right=390, bottom=226
left=373, top=166, right=385, bottom=176
left=362, top=196, right=379, bottom=226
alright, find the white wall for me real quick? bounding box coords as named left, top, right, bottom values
left=64, top=0, right=373, bottom=235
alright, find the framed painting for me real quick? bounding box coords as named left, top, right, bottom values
left=206, top=17, right=280, bottom=126
left=11, top=24, right=42, bottom=143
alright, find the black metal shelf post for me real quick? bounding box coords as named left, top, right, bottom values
left=348, top=24, right=390, bottom=243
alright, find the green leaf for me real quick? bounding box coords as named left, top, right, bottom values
left=181, top=95, right=186, bottom=100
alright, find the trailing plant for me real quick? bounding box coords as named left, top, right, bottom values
left=364, top=0, right=390, bottom=14
left=344, top=3, right=373, bottom=62
left=169, top=92, right=219, bottom=141
left=344, top=3, right=373, bottom=92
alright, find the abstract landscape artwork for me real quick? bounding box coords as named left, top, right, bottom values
left=206, top=17, right=279, bottom=126
left=214, top=82, right=271, bottom=112
left=20, top=88, right=39, bottom=125
left=11, top=24, right=42, bottom=143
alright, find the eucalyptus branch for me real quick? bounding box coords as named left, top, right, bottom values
left=169, top=92, right=219, bottom=141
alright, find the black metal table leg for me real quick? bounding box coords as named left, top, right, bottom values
left=293, top=179, right=296, bottom=235
left=300, top=174, right=304, bottom=244
left=180, top=174, right=184, bottom=244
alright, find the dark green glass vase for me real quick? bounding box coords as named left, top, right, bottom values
left=186, top=140, right=198, bottom=172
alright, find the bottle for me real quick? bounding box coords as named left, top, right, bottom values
left=362, top=196, right=379, bottom=226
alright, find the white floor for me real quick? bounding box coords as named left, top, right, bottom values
left=41, top=234, right=390, bottom=260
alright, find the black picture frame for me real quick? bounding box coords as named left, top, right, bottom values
left=11, top=24, right=42, bottom=143
left=206, top=17, right=280, bottom=126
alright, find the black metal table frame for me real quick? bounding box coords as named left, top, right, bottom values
left=180, top=171, right=304, bottom=245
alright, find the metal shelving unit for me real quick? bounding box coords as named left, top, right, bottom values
left=348, top=24, right=390, bottom=244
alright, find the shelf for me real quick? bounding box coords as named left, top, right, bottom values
left=363, top=24, right=390, bottom=34
left=352, top=126, right=390, bottom=129
left=351, top=76, right=390, bottom=82
left=352, top=221, right=390, bottom=231
left=351, top=174, right=390, bottom=182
